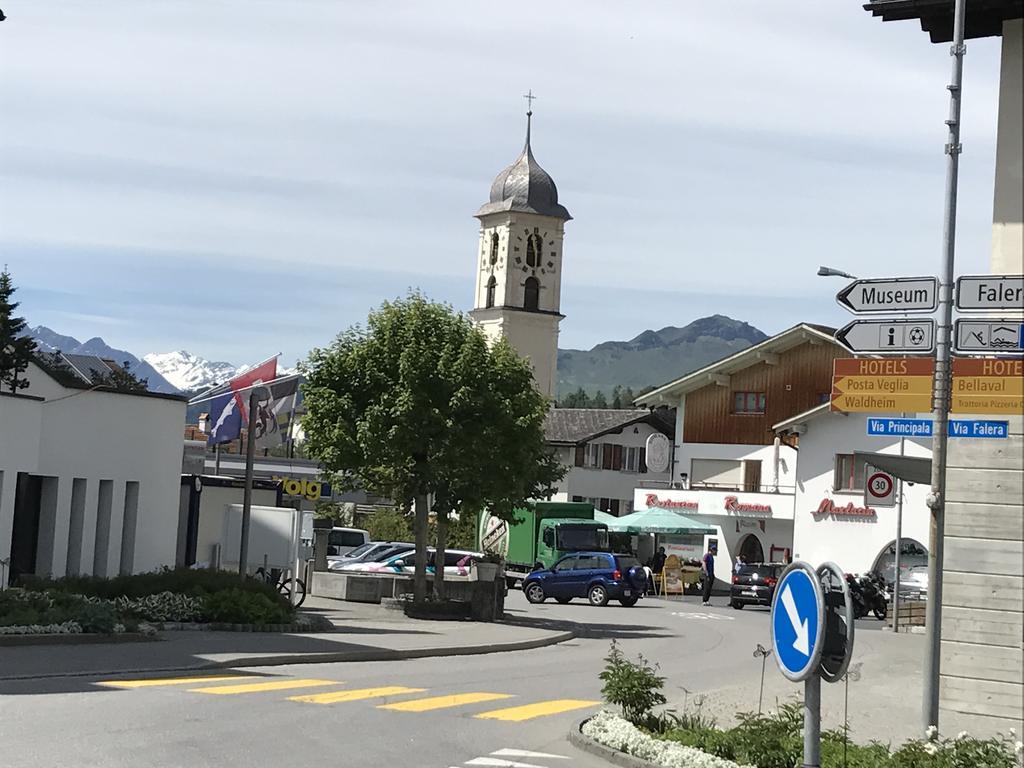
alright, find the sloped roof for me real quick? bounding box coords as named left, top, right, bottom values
left=863, top=0, right=1022, bottom=42
left=635, top=323, right=840, bottom=406
left=544, top=408, right=671, bottom=445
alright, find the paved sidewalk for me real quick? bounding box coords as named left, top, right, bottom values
left=0, top=596, right=573, bottom=681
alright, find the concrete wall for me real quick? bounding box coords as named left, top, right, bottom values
left=940, top=415, right=1023, bottom=730
left=991, top=20, right=1023, bottom=274
left=789, top=410, right=933, bottom=575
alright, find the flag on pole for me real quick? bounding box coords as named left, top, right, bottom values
left=203, top=357, right=279, bottom=446
left=251, top=376, right=300, bottom=450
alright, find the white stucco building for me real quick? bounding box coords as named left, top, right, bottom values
left=469, top=110, right=570, bottom=399
left=545, top=409, right=673, bottom=515
left=0, top=356, right=186, bottom=583
left=774, top=405, right=933, bottom=578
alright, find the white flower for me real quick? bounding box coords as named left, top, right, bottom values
left=956, top=731, right=968, bottom=741
left=925, top=725, right=938, bottom=740
left=923, top=743, right=938, bottom=755
left=1009, top=727, right=1016, bottom=737
left=1014, top=740, right=1022, bottom=755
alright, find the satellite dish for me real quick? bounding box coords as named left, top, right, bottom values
left=645, top=433, right=671, bottom=474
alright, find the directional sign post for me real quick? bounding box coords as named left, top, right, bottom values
left=866, top=417, right=1010, bottom=439
left=836, top=276, right=938, bottom=314
left=831, top=358, right=934, bottom=413
left=955, top=274, right=1024, bottom=311
left=835, top=319, right=936, bottom=355
left=772, top=561, right=826, bottom=768
left=954, top=318, right=1024, bottom=356
left=950, top=358, right=1024, bottom=415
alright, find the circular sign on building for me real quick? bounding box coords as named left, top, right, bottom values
left=770, top=561, right=825, bottom=682
left=816, top=561, right=855, bottom=683
left=480, top=513, right=509, bottom=557
left=645, top=433, right=671, bottom=474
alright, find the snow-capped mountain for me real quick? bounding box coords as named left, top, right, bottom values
left=144, top=351, right=298, bottom=394
left=143, top=351, right=240, bottom=393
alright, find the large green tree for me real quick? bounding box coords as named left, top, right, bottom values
left=0, top=267, right=36, bottom=393
left=301, top=292, right=563, bottom=602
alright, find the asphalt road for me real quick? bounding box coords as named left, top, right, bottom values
left=0, top=592, right=889, bottom=768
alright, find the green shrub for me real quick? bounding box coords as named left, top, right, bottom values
left=201, top=589, right=293, bottom=625
left=599, top=640, right=667, bottom=725
left=0, top=590, right=119, bottom=634
left=24, top=567, right=282, bottom=602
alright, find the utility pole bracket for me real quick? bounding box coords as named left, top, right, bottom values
left=945, top=143, right=963, bottom=155
left=950, top=43, right=967, bottom=56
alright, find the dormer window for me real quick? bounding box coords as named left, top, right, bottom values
left=489, top=233, right=499, bottom=265
left=485, top=276, right=497, bottom=309
left=523, top=276, right=539, bottom=311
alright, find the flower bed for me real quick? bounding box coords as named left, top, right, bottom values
left=1, top=568, right=297, bottom=635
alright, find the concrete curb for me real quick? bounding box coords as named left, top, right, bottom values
left=0, top=632, right=158, bottom=647
left=568, top=717, right=661, bottom=768
left=0, top=628, right=575, bottom=682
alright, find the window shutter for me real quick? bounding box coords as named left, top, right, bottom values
left=575, top=445, right=585, bottom=467
left=613, top=444, right=624, bottom=471
left=610, top=499, right=620, bottom=515
left=639, top=447, right=647, bottom=474
left=602, top=445, right=613, bottom=470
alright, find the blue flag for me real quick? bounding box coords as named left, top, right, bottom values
left=207, top=391, right=242, bottom=446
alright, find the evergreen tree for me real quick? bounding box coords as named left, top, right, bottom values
left=611, top=385, right=623, bottom=409
left=592, top=390, right=608, bottom=408
left=0, top=267, right=36, bottom=393
left=89, top=360, right=148, bottom=392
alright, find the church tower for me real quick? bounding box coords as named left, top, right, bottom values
left=469, top=108, right=571, bottom=399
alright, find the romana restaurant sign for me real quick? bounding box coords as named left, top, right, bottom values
left=815, top=498, right=876, bottom=519
left=645, top=494, right=698, bottom=511
left=723, top=495, right=773, bottom=517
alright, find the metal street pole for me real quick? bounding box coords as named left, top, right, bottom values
left=803, top=674, right=821, bottom=768
left=893, top=413, right=906, bottom=634
left=238, top=389, right=260, bottom=575
left=923, top=0, right=967, bottom=733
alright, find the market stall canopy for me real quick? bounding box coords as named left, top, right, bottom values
left=593, top=510, right=619, bottom=526
left=607, top=507, right=716, bottom=535
left=854, top=451, right=932, bottom=486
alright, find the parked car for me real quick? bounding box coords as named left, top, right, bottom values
left=522, top=552, right=646, bottom=607
left=730, top=563, right=782, bottom=609
left=326, top=527, right=370, bottom=557
left=336, top=548, right=481, bottom=576
left=327, top=541, right=414, bottom=571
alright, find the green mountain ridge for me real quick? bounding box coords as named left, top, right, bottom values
left=556, top=314, right=767, bottom=398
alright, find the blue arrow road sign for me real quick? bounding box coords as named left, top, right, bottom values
left=771, top=563, right=824, bottom=682
left=866, top=418, right=1009, bottom=439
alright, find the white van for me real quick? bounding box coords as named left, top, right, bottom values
left=327, top=527, right=370, bottom=557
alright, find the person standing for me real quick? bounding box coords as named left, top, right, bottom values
left=701, top=545, right=717, bottom=606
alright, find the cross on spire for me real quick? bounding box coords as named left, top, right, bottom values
left=522, top=89, right=537, bottom=114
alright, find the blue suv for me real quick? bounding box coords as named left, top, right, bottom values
left=523, top=552, right=646, bottom=607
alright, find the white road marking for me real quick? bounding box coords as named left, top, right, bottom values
left=491, top=750, right=568, bottom=759
left=670, top=611, right=735, bottom=621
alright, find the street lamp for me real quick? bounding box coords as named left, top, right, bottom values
left=817, top=266, right=858, bottom=279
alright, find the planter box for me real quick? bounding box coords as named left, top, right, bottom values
left=473, top=562, right=502, bottom=582
left=311, top=572, right=384, bottom=603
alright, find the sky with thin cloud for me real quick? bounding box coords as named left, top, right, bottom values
left=0, top=1, right=1006, bottom=367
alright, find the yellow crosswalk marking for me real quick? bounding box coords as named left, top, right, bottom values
left=189, top=679, right=339, bottom=695
left=474, top=699, right=600, bottom=722
left=98, top=675, right=250, bottom=689
left=378, top=692, right=513, bottom=712
left=289, top=686, right=425, bottom=704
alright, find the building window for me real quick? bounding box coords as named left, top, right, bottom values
left=485, top=276, right=496, bottom=309
left=584, top=443, right=601, bottom=469
left=609, top=499, right=621, bottom=515
left=834, top=453, right=870, bottom=492
left=571, top=495, right=583, bottom=503
left=623, top=500, right=634, bottom=515
left=733, top=391, right=766, bottom=414
left=489, top=232, right=499, bottom=265
left=526, top=233, right=542, bottom=267
left=523, top=277, right=540, bottom=311
left=624, top=446, right=640, bottom=472
left=818, top=392, right=831, bottom=405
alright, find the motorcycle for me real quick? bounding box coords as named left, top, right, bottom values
left=846, top=572, right=888, bottom=620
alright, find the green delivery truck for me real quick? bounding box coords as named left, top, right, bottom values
left=478, top=502, right=610, bottom=587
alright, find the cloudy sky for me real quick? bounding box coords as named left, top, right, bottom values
left=0, top=1, right=1006, bottom=367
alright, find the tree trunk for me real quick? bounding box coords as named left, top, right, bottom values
left=413, top=493, right=430, bottom=603
left=433, top=511, right=448, bottom=601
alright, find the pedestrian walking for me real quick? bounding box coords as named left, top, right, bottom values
left=701, top=545, right=717, bottom=606
left=651, top=547, right=667, bottom=575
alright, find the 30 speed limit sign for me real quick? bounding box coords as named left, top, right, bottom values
left=864, top=466, right=896, bottom=508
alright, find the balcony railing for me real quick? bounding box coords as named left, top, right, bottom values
left=635, top=480, right=796, bottom=495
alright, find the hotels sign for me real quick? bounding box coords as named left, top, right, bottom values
left=831, top=358, right=934, bottom=413
left=950, top=358, right=1024, bottom=415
